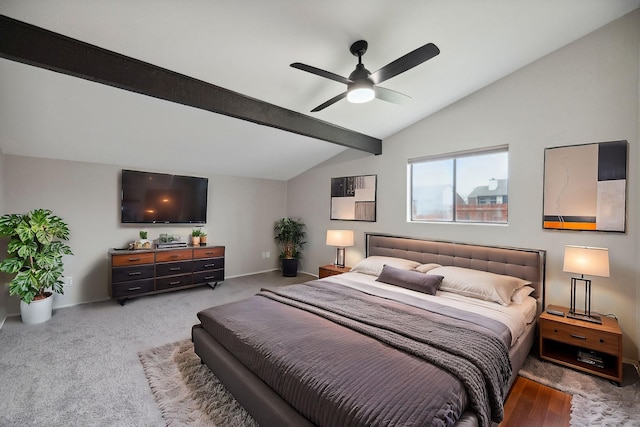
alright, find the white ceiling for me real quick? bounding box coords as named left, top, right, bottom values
left=1, top=0, right=638, bottom=180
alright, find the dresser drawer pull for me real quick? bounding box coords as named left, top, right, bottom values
left=169, top=267, right=181, bottom=271
left=204, top=252, right=215, bottom=255
left=128, top=272, right=142, bottom=276
left=170, top=281, right=181, bottom=285
left=128, top=257, right=140, bottom=262
left=171, top=255, right=179, bottom=259
left=128, top=286, right=141, bottom=291
left=570, top=334, right=587, bottom=340
left=204, top=276, right=216, bottom=280
left=204, top=263, right=215, bottom=268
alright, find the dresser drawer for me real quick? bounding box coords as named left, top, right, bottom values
left=540, top=320, right=619, bottom=355
left=193, top=247, right=224, bottom=259
left=112, top=278, right=155, bottom=298
left=156, top=274, right=192, bottom=291
left=112, top=264, right=155, bottom=283
left=112, top=252, right=154, bottom=267
left=193, top=270, right=224, bottom=285
left=193, top=258, right=224, bottom=272
left=155, top=261, right=193, bottom=277
left=156, top=250, right=192, bottom=263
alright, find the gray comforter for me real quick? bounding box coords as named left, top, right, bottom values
left=197, top=280, right=512, bottom=427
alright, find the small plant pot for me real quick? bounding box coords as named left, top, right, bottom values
left=20, top=292, right=53, bottom=324
left=281, top=258, right=299, bottom=277
left=192, top=236, right=201, bottom=246
left=200, top=236, right=207, bottom=245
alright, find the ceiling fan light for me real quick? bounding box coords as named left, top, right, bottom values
left=347, top=81, right=375, bottom=104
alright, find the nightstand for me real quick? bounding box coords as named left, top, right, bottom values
left=319, top=264, right=351, bottom=279
left=539, top=304, right=622, bottom=384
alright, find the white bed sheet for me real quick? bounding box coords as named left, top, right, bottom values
left=322, top=271, right=537, bottom=347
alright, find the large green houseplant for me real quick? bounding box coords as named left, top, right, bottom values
left=274, top=217, right=306, bottom=277
left=0, top=209, right=73, bottom=323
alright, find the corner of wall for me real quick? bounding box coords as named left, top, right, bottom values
left=0, top=145, right=8, bottom=326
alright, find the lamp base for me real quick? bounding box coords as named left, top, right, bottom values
left=335, top=247, right=345, bottom=268
left=567, top=311, right=602, bottom=324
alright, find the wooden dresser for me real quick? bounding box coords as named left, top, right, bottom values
left=109, top=246, right=224, bottom=305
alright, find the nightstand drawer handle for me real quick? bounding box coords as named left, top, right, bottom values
left=570, top=334, right=586, bottom=340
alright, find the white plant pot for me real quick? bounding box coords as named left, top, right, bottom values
left=20, top=293, right=53, bottom=324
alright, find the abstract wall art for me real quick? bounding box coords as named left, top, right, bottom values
left=543, top=140, right=627, bottom=232
left=330, top=175, right=377, bottom=221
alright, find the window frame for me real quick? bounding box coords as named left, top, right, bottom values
left=407, top=145, right=509, bottom=224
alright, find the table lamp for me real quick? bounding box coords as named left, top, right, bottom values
left=326, top=230, right=354, bottom=268
left=563, top=245, right=610, bottom=324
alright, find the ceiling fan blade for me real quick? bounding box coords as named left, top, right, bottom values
left=374, top=87, right=411, bottom=105
left=311, top=92, right=347, bottom=112
left=369, top=43, right=440, bottom=85
left=291, top=63, right=353, bottom=85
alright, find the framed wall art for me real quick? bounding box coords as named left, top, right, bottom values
left=330, top=175, right=377, bottom=221
left=542, top=140, right=627, bottom=232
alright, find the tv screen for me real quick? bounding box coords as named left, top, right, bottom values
left=121, top=169, right=208, bottom=224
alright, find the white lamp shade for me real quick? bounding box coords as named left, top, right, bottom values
left=563, top=245, right=610, bottom=277
left=326, top=230, right=354, bottom=247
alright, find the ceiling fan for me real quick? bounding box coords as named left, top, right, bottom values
left=291, top=40, right=440, bottom=112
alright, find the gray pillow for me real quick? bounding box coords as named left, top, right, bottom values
left=376, top=264, right=444, bottom=295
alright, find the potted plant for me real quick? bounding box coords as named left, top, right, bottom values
left=199, top=231, right=207, bottom=246
left=191, top=229, right=203, bottom=246
left=274, top=217, right=306, bottom=277
left=137, top=230, right=151, bottom=249
left=0, top=209, right=73, bottom=324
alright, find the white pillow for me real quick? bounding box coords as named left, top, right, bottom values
left=350, top=256, right=421, bottom=276
left=428, top=266, right=531, bottom=306
left=511, top=286, right=535, bottom=304
left=416, top=263, right=442, bottom=273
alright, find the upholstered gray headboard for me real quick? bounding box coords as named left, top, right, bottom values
left=366, top=234, right=546, bottom=306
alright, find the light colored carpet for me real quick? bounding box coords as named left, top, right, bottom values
left=0, top=270, right=313, bottom=426
left=140, top=339, right=640, bottom=427
left=519, top=356, right=640, bottom=427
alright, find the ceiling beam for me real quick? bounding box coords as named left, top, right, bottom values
left=0, top=15, right=382, bottom=155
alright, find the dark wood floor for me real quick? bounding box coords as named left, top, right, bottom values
left=500, top=376, right=571, bottom=426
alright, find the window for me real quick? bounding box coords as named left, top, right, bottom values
left=409, top=146, right=508, bottom=223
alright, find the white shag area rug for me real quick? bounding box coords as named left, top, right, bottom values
left=140, top=339, right=639, bottom=427
left=139, top=339, right=257, bottom=427
left=519, top=356, right=640, bottom=427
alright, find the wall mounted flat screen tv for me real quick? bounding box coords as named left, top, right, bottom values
left=121, top=169, right=208, bottom=224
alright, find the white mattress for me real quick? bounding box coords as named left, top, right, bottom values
left=323, top=271, right=537, bottom=347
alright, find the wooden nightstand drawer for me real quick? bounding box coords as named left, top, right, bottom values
left=540, top=320, right=619, bottom=355
left=319, top=264, right=351, bottom=279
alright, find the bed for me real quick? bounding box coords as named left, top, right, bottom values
left=192, top=234, right=546, bottom=427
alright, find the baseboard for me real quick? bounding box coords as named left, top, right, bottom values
left=226, top=269, right=317, bottom=279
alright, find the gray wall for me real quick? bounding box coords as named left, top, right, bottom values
left=0, top=147, right=6, bottom=325
left=288, top=11, right=640, bottom=360
left=0, top=156, right=287, bottom=316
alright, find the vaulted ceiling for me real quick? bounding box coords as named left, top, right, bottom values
left=1, top=1, right=638, bottom=180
